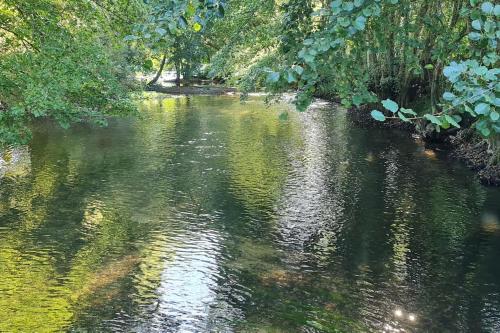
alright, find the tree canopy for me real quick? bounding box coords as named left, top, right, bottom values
left=0, top=0, right=498, bottom=157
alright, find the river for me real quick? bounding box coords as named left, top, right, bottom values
left=0, top=94, right=499, bottom=332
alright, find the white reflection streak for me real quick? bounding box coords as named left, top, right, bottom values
left=0, top=147, right=31, bottom=179
left=151, top=231, right=222, bottom=332
left=275, top=109, right=349, bottom=264
left=276, top=114, right=330, bottom=247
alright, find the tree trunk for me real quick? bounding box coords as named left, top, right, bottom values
left=147, top=53, right=167, bottom=86
left=175, top=61, right=181, bottom=86
left=488, top=137, right=500, bottom=166
left=430, top=61, right=442, bottom=114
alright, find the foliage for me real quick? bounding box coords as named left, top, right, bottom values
left=0, top=0, right=143, bottom=145
left=369, top=1, right=499, bottom=143
left=440, top=1, right=499, bottom=138
left=204, top=0, right=283, bottom=90
left=0, top=0, right=498, bottom=154
left=194, top=0, right=498, bottom=146
left=124, top=0, right=226, bottom=81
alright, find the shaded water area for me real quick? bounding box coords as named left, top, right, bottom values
left=1, top=94, right=499, bottom=332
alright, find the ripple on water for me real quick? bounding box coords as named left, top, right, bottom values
left=0, top=96, right=499, bottom=333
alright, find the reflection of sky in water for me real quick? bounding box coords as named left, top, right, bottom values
left=130, top=218, right=244, bottom=333
left=0, top=147, right=31, bottom=179
left=275, top=107, right=349, bottom=265
left=152, top=231, right=222, bottom=332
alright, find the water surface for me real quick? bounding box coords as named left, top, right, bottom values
left=0, top=95, right=499, bottom=332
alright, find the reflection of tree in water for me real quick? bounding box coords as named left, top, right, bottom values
left=0, top=97, right=189, bottom=331
left=0, top=204, right=142, bottom=332
left=262, top=104, right=500, bottom=332
left=0, top=96, right=499, bottom=332
left=225, top=99, right=297, bottom=217
left=334, top=127, right=497, bottom=332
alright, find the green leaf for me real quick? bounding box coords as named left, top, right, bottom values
left=481, top=127, right=491, bottom=137
left=398, top=112, right=410, bottom=122
left=445, top=115, right=461, bottom=128
left=354, top=0, right=364, bottom=7
left=472, top=19, right=482, bottom=30
left=330, top=0, right=342, bottom=9
left=371, top=110, right=386, bottom=121
left=490, top=111, right=499, bottom=121
left=443, top=92, right=456, bottom=101
left=294, top=65, right=304, bottom=75
left=218, top=4, right=225, bottom=17
left=354, top=16, right=367, bottom=30
left=474, top=103, right=490, bottom=114
left=484, top=20, right=495, bottom=33
left=464, top=104, right=474, bottom=115
left=338, top=17, right=351, bottom=27
left=303, top=54, right=315, bottom=63
left=400, top=108, right=417, bottom=116
left=168, top=22, right=177, bottom=33
left=186, top=3, right=196, bottom=16
left=178, top=16, right=188, bottom=29
left=441, top=118, right=451, bottom=129
left=352, top=95, right=363, bottom=106
left=424, top=64, right=434, bottom=70
left=124, top=35, right=138, bottom=41
left=474, top=66, right=488, bottom=76
left=468, top=32, right=482, bottom=41
left=342, top=2, right=354, bottom=11
left=304, top=38, right=314, bottom=46
left=143, top=59, right=153, bottom=70
left=362, top=7, right=373, bottom=17
left=453, top=115, right=463, bottom=123
left=481, top=2, right=494, bottom=14
left=381, top=99, right=399, bottom=113
left=267, top=71, right=280, bottom=83
left=155, top=27, right=167, bottom=36
left=424, top=114, right=443, bottom=126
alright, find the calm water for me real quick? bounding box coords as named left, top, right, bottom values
left=0, top=95, right=499, bottom=333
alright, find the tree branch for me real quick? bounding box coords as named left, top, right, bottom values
left=0, top=25, right=39, bottom=51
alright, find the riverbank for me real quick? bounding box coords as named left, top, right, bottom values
left=347, top=105, right=500, bottom=186
left=146, top=83, right=237, bottom=95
